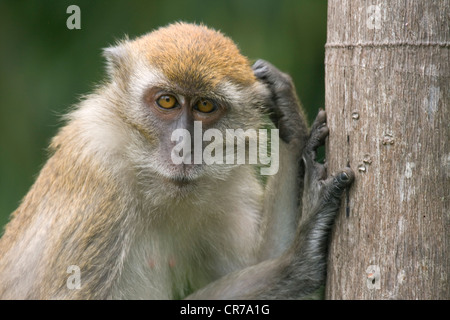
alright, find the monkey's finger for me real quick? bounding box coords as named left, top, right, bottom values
left=304, top=122, right=328, bottom=161
left=252, top=59, right=270, bottom=80
left=252, top=59, right=292, bottom=88
left=322, top=167, right=354, bottom=200
left=310, top=109, right=327, bottom=133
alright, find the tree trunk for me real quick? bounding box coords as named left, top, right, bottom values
left=324, top=0, right=449, bottom=299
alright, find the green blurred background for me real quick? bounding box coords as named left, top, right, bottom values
left=0, top=0, right=327, bottom=232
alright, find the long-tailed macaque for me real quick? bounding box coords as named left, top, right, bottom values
left=0, top=22, right=353, bottom=299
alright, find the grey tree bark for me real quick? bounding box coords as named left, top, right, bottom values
left=324, top=0, right=449, bottom=299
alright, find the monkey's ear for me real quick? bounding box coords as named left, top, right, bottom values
left=102, top=41, right=129, bottom=78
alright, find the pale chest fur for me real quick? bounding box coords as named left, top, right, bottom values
left=111, top=180, right=263, bottom=299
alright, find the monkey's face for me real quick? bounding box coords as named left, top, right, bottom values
left=104, top=23, right=270, bottom=194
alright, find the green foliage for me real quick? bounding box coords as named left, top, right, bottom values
left=0, top=0, right=327, bottom=231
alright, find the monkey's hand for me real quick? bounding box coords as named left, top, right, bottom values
left=252, top=59, right=307, bottom=145
left=300, top=110, right=354, bottom=223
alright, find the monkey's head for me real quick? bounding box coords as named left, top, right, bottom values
left=99, top=22, right=271, bottom=194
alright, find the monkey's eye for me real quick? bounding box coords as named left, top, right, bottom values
left=195, top=99, right=216, bottom=113
left=157, top=95, right=177, bottom=109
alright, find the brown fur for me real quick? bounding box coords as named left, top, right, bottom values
left=135, top=22, right=256, bottom=92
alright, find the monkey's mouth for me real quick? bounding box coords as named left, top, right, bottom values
left=161, top=163, right=203, bottom=187
left=164, top=176, right=193, bottom=187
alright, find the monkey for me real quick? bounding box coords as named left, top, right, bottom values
left=0, top=22, right=354, bottom=299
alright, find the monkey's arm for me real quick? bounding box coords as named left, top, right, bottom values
left=253, top=60, right=309, bottom=260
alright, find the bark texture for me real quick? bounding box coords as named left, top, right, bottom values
left=325, top=0, right=449, bottom=299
